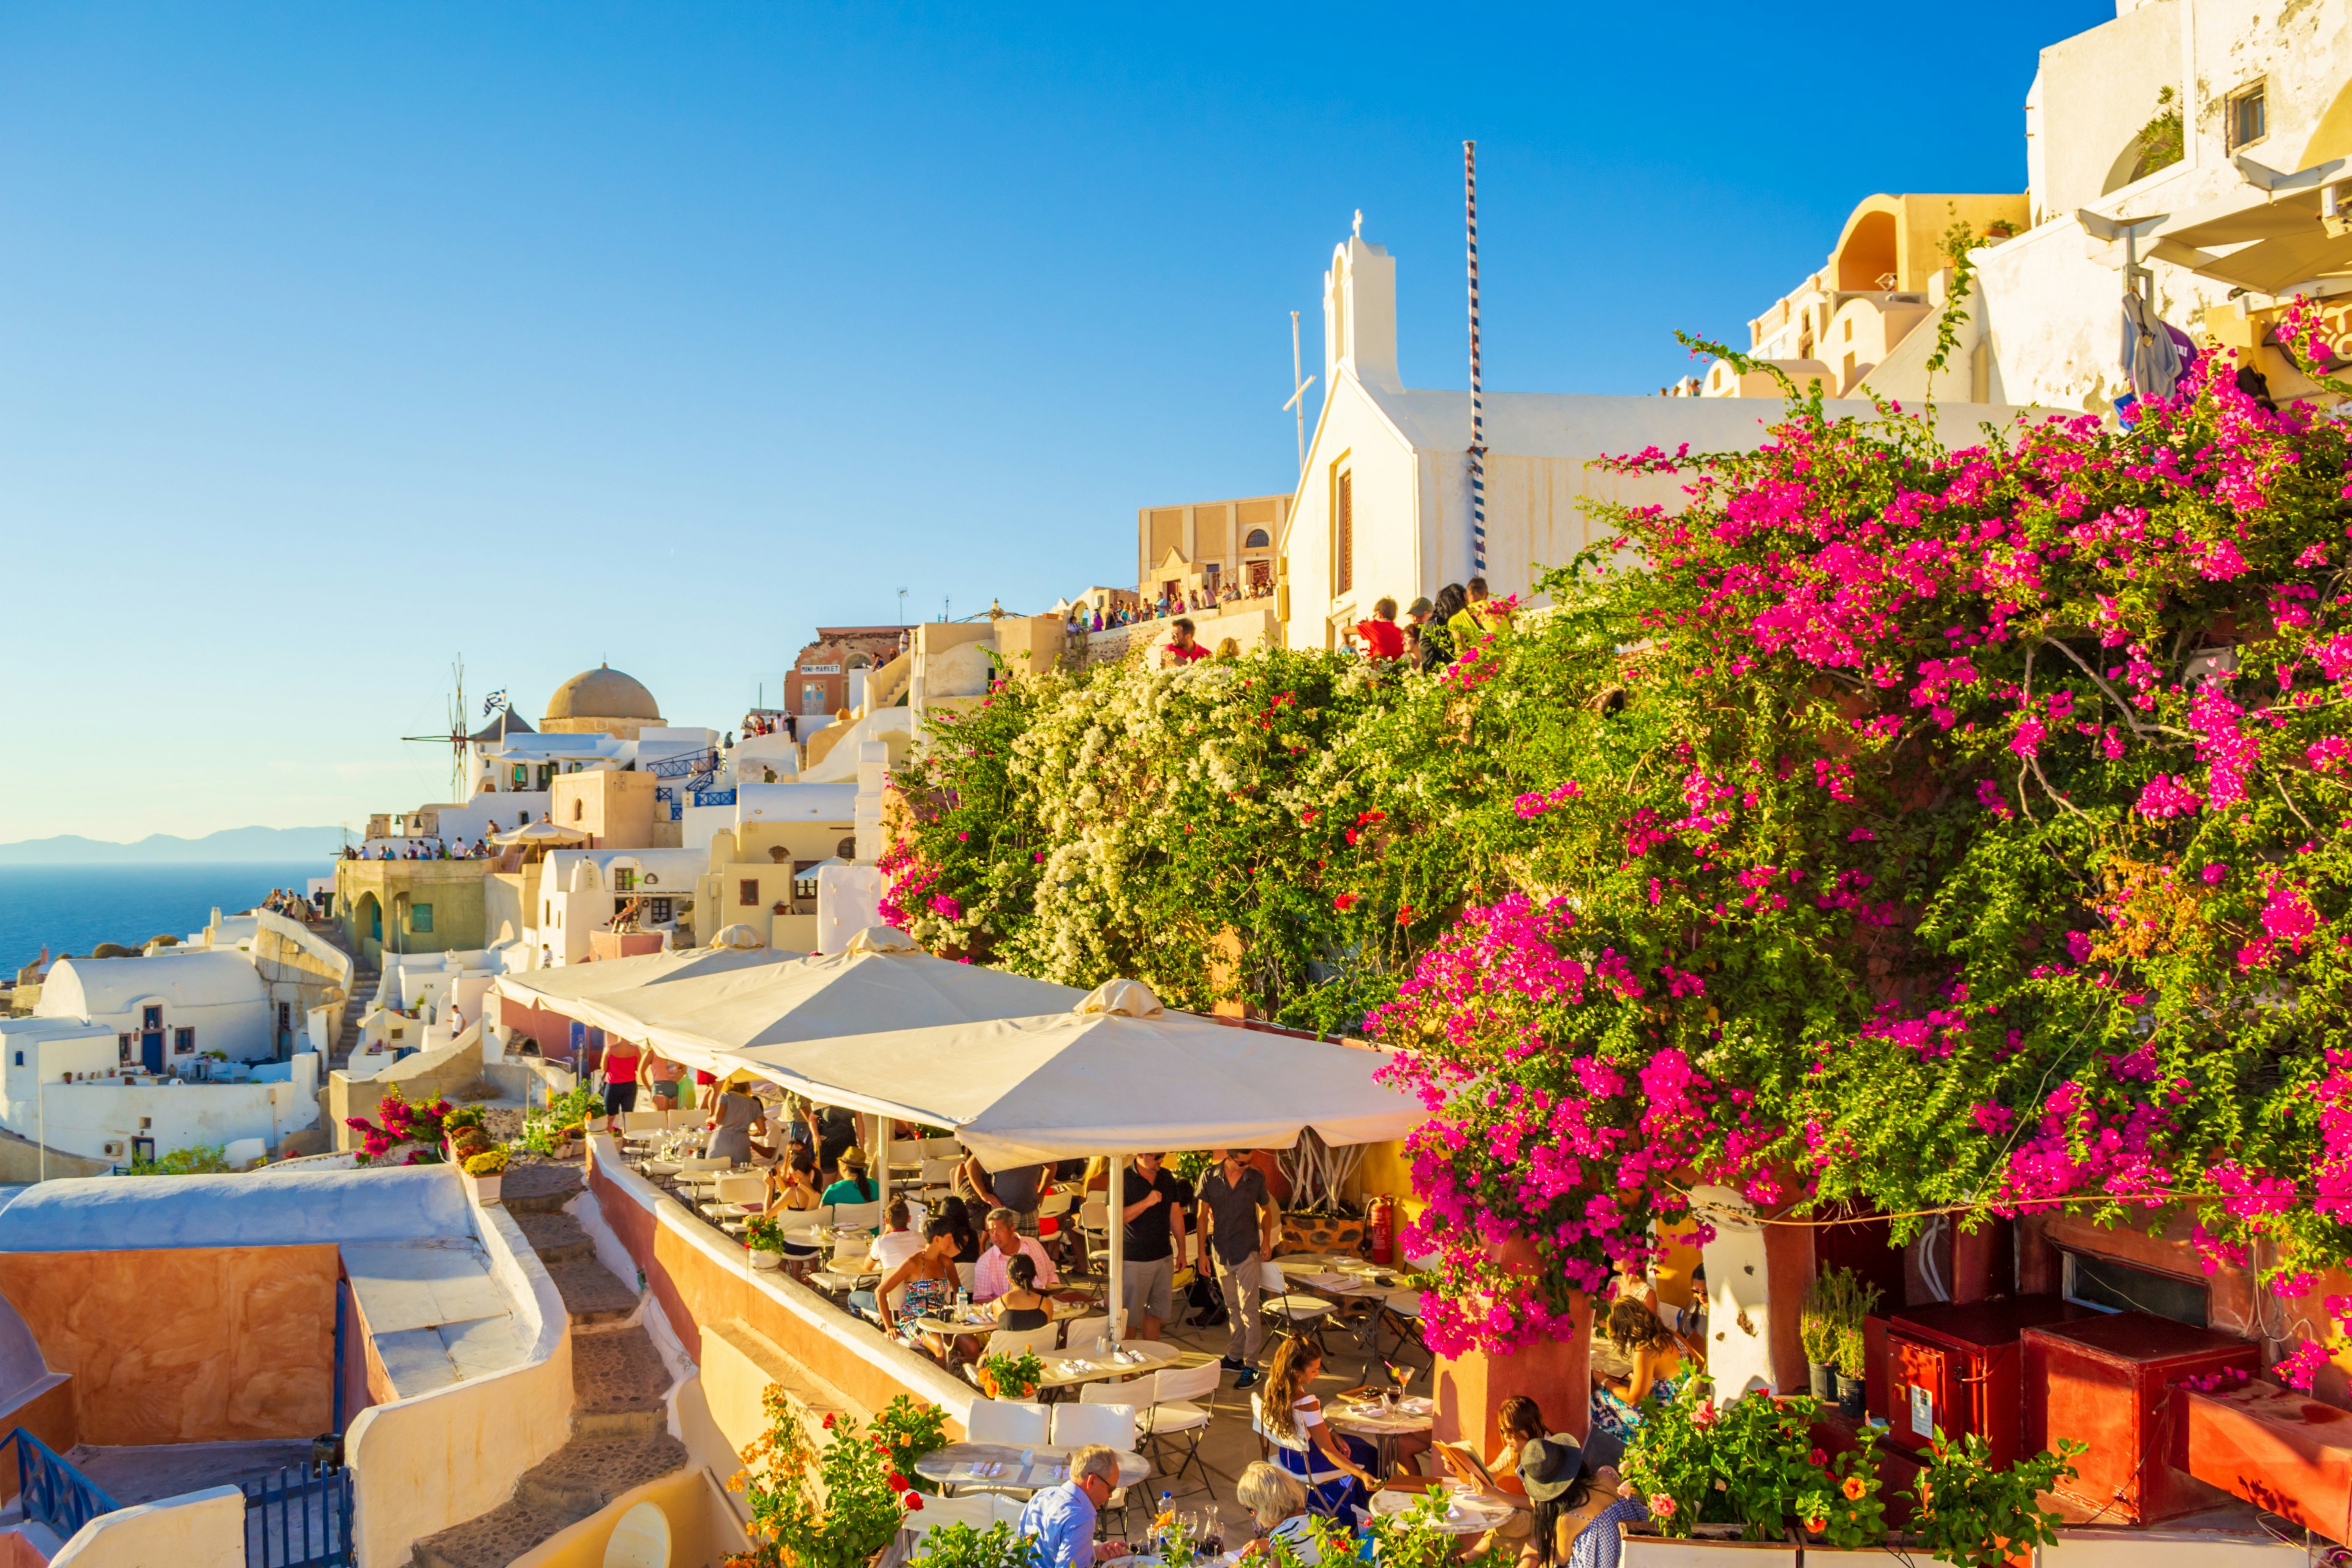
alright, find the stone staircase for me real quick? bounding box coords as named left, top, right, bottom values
left=410, top=1163, right=686, bottom=1568
left=311, top=923, right=379, bottom=1071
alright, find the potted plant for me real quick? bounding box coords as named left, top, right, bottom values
left=1904, top=1430, right=2082, bottom=1568
left=974, top=1349, right=1043, bottom=1401
left=873, top=1396, right=949, bottom=1496
left=725, top=1388, right=923, bottom=1568
left=906, top=1522, right=1027, bottom=1568
left=1793, top=1444, right=1889, bottom=1564
left=1618, top=1379, right=1810, bottom=1561
left=745, top=1215, right=787, bottom=1270
left=1798, top=1287, right=1839, bottom=1402
left=461, top=1147, right=508, bottom=1205
left=1833, top=1322, right=1868, bottom=1419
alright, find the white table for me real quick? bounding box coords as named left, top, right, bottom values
left=1326, top=1393, right=1433, bottom=1475
left=1031, top=1340, right=1178, bottom=1390
left=915, top=1442, right=1150, bottom=1496
left=904, top=1298, right=1095, bottom=1340
left=1368, top=1485, right=1517, bottom=1535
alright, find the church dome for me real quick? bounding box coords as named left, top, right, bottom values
left=545, top=664, right=662, bottom=724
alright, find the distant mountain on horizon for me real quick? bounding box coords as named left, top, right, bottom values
left=0, top=826, right=349, bottom=865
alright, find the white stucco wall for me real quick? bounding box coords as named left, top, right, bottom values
left=1980, top=0, right=2352, bottom=412
left=347, top=1197, right=574, bottom=1568
left=48, top=1485, right=244, bottom=1568
left=0, top=1057, right=319, bottom=1162
left=35, top=953, right=272, bottom=1061
left=0, top=1162, right=475, bottom=1251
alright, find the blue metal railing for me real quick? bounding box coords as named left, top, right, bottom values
left=644, top=748, right=719, bottom=780
left=241, top=1461, right=353, bottom=1568
left=692, top=786, right=737, bottom=807
left=2, top=1427, right=119, bottom=1543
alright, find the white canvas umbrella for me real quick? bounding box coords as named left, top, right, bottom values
left=698, top=978, right=1421, bottom=1336
left=492, top=820, right=592, bottom=846
left=538, top=926, right=1086, bottom=1183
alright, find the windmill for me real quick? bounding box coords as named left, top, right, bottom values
left=401, top=658, right=473, bottom=801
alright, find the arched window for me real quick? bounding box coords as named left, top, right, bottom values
left=1244, top=528, right=1272, bottom=549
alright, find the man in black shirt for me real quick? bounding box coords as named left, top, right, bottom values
left=1194, top=1147, right=1279, bottom=1386
left=1112, top=1152, right=1189, bottom=1340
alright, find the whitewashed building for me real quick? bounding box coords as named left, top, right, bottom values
left=1282, top=224, right=2027, bottom=648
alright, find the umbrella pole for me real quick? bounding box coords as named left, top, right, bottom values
left=1107, top=1152, right=1126, bottom=1342
left=878, top=1117, right=893, bottom=1211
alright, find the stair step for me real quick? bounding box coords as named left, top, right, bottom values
left=570, top=1326, right=669, bottom=1434
left=410, top=1496, right=587, bottom=1568
left=513, top=1431, right=687, bottom=1518
left=514, top=1210, right=594, bottom=1266
left=500, top=1162, right=586, bottom=1215
left=545, top=1261, right=638, bottom=1325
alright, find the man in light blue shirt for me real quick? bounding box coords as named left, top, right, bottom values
left=1017, top=1446, right=1129, bottom=1568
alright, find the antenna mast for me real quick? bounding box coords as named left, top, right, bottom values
left=1464, top=140, right=1487, bottom=576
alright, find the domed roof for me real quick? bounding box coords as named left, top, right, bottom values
left=545, top=664, right=661, bottom=723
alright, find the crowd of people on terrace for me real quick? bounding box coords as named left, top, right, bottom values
left=1147, top=578, right=1511, bottom=673
left=1067, top=575, right=1276, bottom=636
left=588, top=1038, right=1690, bottom=1568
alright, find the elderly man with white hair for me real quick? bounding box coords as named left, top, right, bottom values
left=1016, top=1445, right=1129, bottom=1568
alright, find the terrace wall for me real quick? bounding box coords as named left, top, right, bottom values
left=586, top=1137, right=971, bottom=1441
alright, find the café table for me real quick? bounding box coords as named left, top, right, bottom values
left=1368, top=1484, right=1517, bottom=1535
left=915, top=1442, right=1149, bottom=1497
left=1325, top=1392, right=1434, bottom=1476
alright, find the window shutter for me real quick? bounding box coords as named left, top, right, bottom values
left=1335, top=470, right=1354, bottom=595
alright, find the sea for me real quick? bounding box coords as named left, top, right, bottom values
left=0, top=862, right=332, bottom=971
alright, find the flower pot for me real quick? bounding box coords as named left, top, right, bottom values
left=1800, top=1548, right=1897, bottom=1566
left=1617, top=1524, right=1797, bottom=1566
left=460, top=1169, right=502, bottom=1207
left=1835, top=1371, right=1866, bottom=1418
left=1807, top=1362, right=1834, bottom=1401
left=750, top=1248, right=783, bottom=1271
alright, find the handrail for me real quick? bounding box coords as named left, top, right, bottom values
left=2, top=1426, right=119, bottom=1542
left=644, top=747, right=720, bottom=780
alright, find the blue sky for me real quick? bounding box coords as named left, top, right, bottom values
left=0, top=1, right=2111, bottom=841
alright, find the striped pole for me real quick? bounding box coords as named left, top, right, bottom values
left=1464, top=140, right=1487, bottom=576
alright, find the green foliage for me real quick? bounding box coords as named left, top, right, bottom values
left=123, top=1144, right=233, bottom=1176
left=1620, top=1381, right=1825, bottom=1540
left=1800, top=1446, right=1888, bottom=1550
left=881, top=648, right=1472, bottom=1031
left=442, top=1105, right=486, bottom=1133
left=522, top=1084, right=602, bottom=1156
left=907, top=1522, right=1027, bottom=1568
left=1357, top=1490, right=1498, bottom=1568
left=976, top=1349, right=1043, bottom=1400
left=1800, top=1267, right=1879, bottom=1365
left=872, top=1395, right=951, bottom=1497
left=744, top=1215, right=787, bottom=1254
left=729, top=1398, right=919, bottom=1568
left=2133, top=86, right=2184, bottom=179
left=1905, top=1430, right=2084, bottom=1568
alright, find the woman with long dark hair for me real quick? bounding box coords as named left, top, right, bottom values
left=1589, top=1297, right=1690, bottom=1440
left=1255, top=1336, right=1376, bottom=1521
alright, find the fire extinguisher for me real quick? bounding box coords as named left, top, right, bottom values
left=1368, top=1194, right=1396, bottom=1265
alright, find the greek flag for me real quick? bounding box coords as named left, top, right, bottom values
left=482, top=690, right=508, bottom=715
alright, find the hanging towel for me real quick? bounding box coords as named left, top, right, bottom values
left=2122, top=293, right=2182, bottom=402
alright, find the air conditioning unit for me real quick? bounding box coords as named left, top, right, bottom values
left=1883, top=1295, right=2086, bottom=1469
left=2024, top=1311, right=2260, bottom=1524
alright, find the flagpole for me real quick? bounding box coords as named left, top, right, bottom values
left=1464, top=140, right=1487, bottom=578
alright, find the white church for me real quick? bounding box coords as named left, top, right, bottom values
left=1281, top=221, right=2027, bottom=648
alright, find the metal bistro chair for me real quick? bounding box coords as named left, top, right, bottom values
left=1134, top=1362, right=1219, bottom=1493
left=1260, top=1259, right=1340, bottom=1351
left=699, top=1170, right=766, bottom=1223
left=807, top=1237, right=879, bottom=1298
left=1051, top=1401, right=1140, bottom=1536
